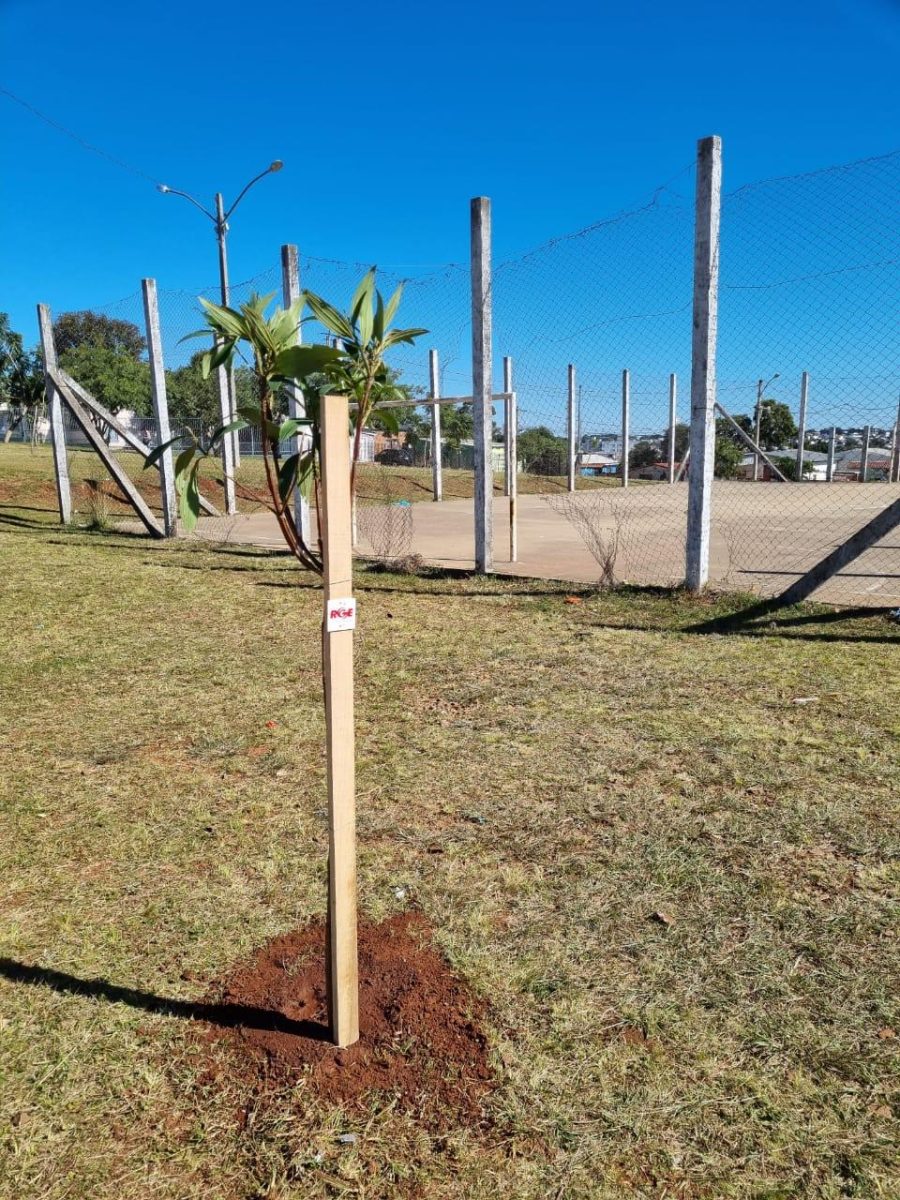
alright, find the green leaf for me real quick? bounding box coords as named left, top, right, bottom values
left=277, top=453, right=300, bottom=503
left=302, top=292, right=354, bottom=341
left=350, top=269, right=376, bottom=323
left=180, top=463, right=203, bottom=533
left=373, top=406, right=400, bottom=435
left=383, top=283, right=403, bottom=330
left=278, top=418, right=304, bottom=443
left=297, top=449, right=316, bottom=500
left=273, top=344, right=343, bottom=380
left=198, top=298, right=247, bottom=341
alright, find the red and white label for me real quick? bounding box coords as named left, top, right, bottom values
left=326, top=596, right=357, bottom=632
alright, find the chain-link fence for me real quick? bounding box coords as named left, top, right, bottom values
left=30, top=145, right=899, bottom=601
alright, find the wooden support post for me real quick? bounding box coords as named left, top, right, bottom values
left=667, top=373, right=677, bottom=484
left=471, top=196, right=493, bottom=573
left=504, top=356, right=517, bottom=561
left=795, top=371, right=809, bottom=483
left=620, top=369, right=630, bottom=488
left=320, top=392, right=359, bottom=1049
left=142, top=279, right=177, bottom=536
left=36, top=304, right=71, bottom=523
left=567, top=364, right=577, bottom=492
left=429, top=349, right=442, bottom=502
left=860, top=425, right=871, bottom=483
left=686, top=134, right=723, bottom=592
left=281, top=245, right=312, bottom=542
left=827, top=426, right=837, bottom=482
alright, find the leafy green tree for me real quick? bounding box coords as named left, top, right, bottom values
left=53, top=311, right=145, bottom=359
left=733, top=401, right=798, bottom=450
left=772, top=455, right=815, bottom=481
left=58, top=341, right=151, bottom=417
left=1, top=314, right=45, bottom=442
left=519, top=425, right=566, bottom=474
left=440, top=404, right=474, bottom=449
left=629, top=440, right=659, bottom=469
left=166, top=353, right=255, bottom=441
left=714, top=435, right=743, bottom=478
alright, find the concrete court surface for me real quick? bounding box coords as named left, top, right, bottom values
left=187, top=482, right=900, bottom=607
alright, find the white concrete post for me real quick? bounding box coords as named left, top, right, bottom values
left=281, top=244, right=312, bottom=543
left=505, top=356, right=517, bottom=561
left=503, top=356, right=512, bottom=498
left=860, top=425, right=871, bottom=483
left=567, top=364, right=577, bottom=491
left=827, top=426, right=837, bottom=483
left=36, top=304, right=72, bottom=524
left=141, top=279, right=177, bottom=536
left=667, top=373, right=678, bottom=484
left=429, top=349, right=442, bottom=502
left=892, top=397, right=900, bottom=484
left=620, top=369, right=630, bottom=488
left=685, top=135, right=723, bottom=592
left=795, top=371, right=809, bottom=482
left=216, top=362, right=237, bottom=515
left=471, top=196, right=493, bottom=573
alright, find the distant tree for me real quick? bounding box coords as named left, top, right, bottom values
left=53, top=311, right=146, bottom=359
left=1, top=314, right=45, bottom=443
left=629, top=440, right=659, bottom=469
left=59, top=342, right=151, bottom=417
left=732, top=400, right=797, bottom=450
left=441, top=403, right=475, bottom=449
left=807, top=437, right=829, bottom=454
left=772, top=455, right=815, bottom=481
left=714, top=435, right=743, bottom=479
left=519, top=425, right=566, bottom=474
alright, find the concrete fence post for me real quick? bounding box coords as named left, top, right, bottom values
left=891, top=397, right=900, bottom=484
left=795, top=371, right=809, bottom=482
left=567, top=363, right=577, bottom=491
left=141, top=279, right=177, bottom=536
left=429, top=350, right=443, bottom=502
left=685, top=134, right=723, bottom=592
left=281, top=244, right=312, bottom=543
left=471, top=196, right=493, bottom=573
left=667, top=373, right=677, bottom=484
left=827, top=426, right=837, bottom=482
left=505, top=356, right=517, bottom=561
left=620, top=369, right=630, bottom=488
left=36, top=304, right=72, bottom=524
left=860, top=425, right=871, bottom=483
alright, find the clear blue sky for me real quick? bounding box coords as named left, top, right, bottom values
left=1, top=0, right=897, bottom=428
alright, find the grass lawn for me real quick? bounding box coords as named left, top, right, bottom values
left=0, top=443, right=614, bottom=528
left=1, top=481, right=899, bottom=1197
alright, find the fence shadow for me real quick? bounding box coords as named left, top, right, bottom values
left=0, top=958, right=329, bottom=1041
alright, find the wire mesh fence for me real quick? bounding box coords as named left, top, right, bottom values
left=28, top=145, right=899, bottom=601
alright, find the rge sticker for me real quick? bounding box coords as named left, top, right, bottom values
left=326, top=597, right=357, bottom=632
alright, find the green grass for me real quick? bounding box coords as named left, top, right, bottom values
left=1, top=465, right=899, bottom=1197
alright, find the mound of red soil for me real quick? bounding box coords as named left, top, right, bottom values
left=200, top=912, right=494, bottom=1129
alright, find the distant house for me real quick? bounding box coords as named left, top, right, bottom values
left=735, top=449, right=829, bottom=481
left=579, top=451, right=619, bottom=477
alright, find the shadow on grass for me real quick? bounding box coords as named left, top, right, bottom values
left=0, top=958, right=330, bottom=1041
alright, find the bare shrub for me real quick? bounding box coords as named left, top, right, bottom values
left=546, top=492, right=633, bottom=587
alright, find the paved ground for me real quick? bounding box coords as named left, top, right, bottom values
left=187, top=483, right=900, bottom=606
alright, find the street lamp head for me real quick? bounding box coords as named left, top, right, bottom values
left=157, top=184, right=171, bottom=193
left=269, top=160, right=284, bottom=173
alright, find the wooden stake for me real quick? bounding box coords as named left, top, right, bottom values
left=36, top=305, right=72, bottom=523
left=320, top=392, right=359, bottom=1049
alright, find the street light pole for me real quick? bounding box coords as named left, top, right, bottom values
left=159, top=161, right=283, bottom=487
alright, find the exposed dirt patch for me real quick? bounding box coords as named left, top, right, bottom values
left=200, top=911, right=495, bottom=1130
